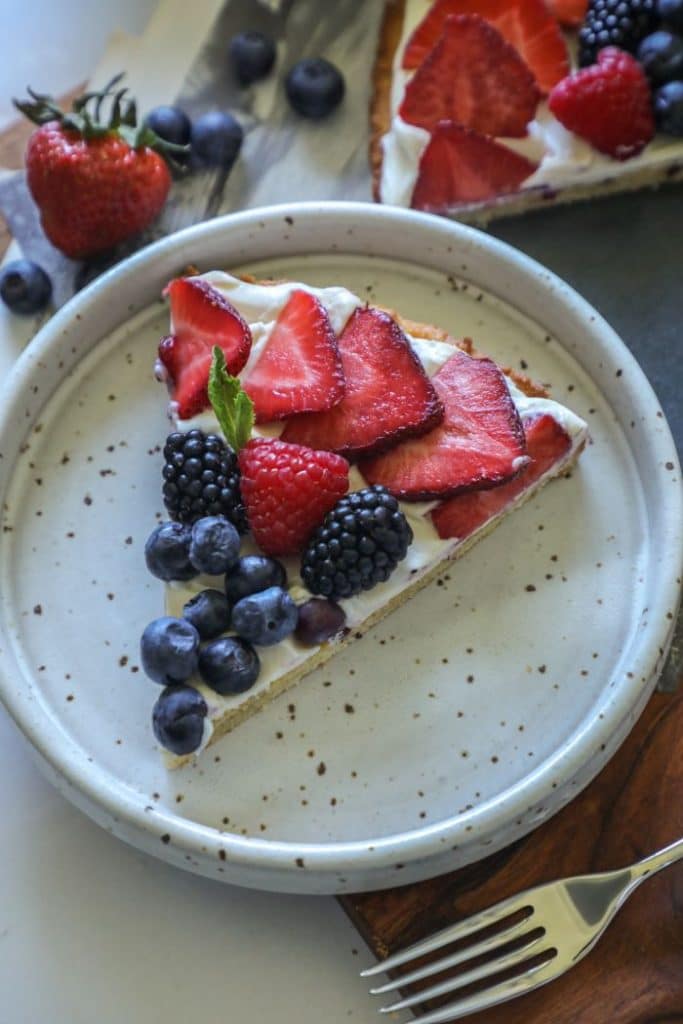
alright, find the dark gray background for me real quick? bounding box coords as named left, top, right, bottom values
left=493, top=187, right=683, bottom=458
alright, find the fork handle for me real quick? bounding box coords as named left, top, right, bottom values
left=630, top=837, right=683, bottom=881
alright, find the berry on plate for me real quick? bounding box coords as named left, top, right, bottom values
left=191, top=111, right=243, bottom=170
left=0, top=259, right=52, bottom=315
left=285, top=58, right=345, bottom=118
left=242, top=289, right=345, bottom=422
left=300, top=486, right=413, bottom=600
left=225, top=554, right=287, bottom=607
left=399, top=14, right=540, bottom=137
left=159, top=278, right=252, bottom=419
left=152, top=684, right=208, bottom=755
left=15, top=75, right=175, bottom=260
left=549, top=47, right=655, bottom=160
left=182, top=589, right=231, bottom=640
left=229, top=30, right=277, bottom=85
left=295, top=598, right=347, bottom=645
left=359, top=350, right=528, bottom=500
left=579, top=0, right=658, bottom=67
left=654, top=79, right=683, bottom=133
left=432, top=413, right=573, bottom=539
left=162, top=429, right=248, bottom=532
left=411, top=122, right=538, bottom=212
left=144, top=105, right=192, bottom=147
left=189, top=515, right=241, bottom=575
left=281, top=306, right=444, bottom=457
left=198, top=635, right=261, bottom=694
left=140, top=616, right=200, bottom=686
left=401, top=0, right=569, bottom=94
left=637, top=29, right=683, bottom=83
left=144, top=521, right=197, bottom=581
left=238, top=437, right=350, bottom=556
left=658, top=0, right=683, bottom=31
left=231, top=586, right=299, bottom=646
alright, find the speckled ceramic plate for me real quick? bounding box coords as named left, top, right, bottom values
left=0, top=203, right=680, bottom=894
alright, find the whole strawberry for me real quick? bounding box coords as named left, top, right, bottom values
left=549, top=48, right=655, bottom=160
left=15, top=75, right=178, bottom=260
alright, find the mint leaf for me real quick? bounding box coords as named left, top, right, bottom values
left=207, top=347, right=254, bottom=453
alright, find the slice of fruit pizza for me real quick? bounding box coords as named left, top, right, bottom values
left=372, top=0, right=683, bottom=219
left=143, top=271, right=588, bottom=766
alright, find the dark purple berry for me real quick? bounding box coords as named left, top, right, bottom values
left=152, top=684, right=208, bottom=755
left=0, top=259, right=52, bottom=315
left=295, top=598, right=347, bottom=645
left=229, top=30, right=276, bottom=85
left=285, top=58, right=345, bottom=119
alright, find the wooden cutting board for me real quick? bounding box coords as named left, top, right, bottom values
left=3, top=104, right=683, bottom=1024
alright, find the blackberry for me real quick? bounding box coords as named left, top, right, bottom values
left=301, top=485, right=413, bottom=600
left=162, top=429, right=248, bottom=532
left=579, top=0, right=658, bottom=66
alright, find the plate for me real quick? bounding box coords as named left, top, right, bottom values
left=0, top=203, right=680, bottom=894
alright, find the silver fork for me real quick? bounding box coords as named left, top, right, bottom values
left=361, top=836, right=683, bottom=1022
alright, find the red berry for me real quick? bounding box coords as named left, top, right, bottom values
left=411, top=122, right=538, bottom=213
left=242, top=289, right=345, bottom=422
left=281, top=306, right=443, bottom=457
left=431, top=413, right=573, bottom=539
left=159, top=278, right=252, bottom=420
left=548, top=48, right=655, bottom=160
left=238, top=438, right=350, bottom=556
left=359, top=350, right=529, bottom=500
left=401, top=0, right=569, bottom=94
left=400, top=15, right=540, bottom=138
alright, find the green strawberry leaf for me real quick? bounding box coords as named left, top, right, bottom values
left=208, top=347, right=254, bottom=453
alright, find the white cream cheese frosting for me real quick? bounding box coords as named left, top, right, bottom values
left=159, top=273, right=588, bottom=753
left=379, top=0, right=683, bottom=208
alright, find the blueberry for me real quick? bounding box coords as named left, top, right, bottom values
left=144, top=105, right=192, bottom=146
left=231, top=585, right=298, bottom=646
left=295, top=598, right=346, bottom=646
left=225, top=554, right=287, bottom=606
left=198, top=635, right=260, bottom=695
left=191, top=111, right=243, bottom=170
left=637, top=30, right=683, bottom=83
left=285, top=58, right=345, bottom=119
left=658, top=0, right=683, bottom=32
left=189, top=515, right=240, bottom=575
left=140, top=616, right=200, bottom=685
left=654, top=80, right=683, bottom=134
left=144, top=521, right=196, bottom=581
left=183, top=589, right=231, bottom=639
left=152, top=684, right=208, bottom=755
left=0, top=259, right=52, bottom=315
left=229, top=30, right=276, bottom=85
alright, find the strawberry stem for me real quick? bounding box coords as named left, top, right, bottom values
left=13, top=74, right=189, bottom=160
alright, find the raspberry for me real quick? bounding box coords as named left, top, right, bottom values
left=238, top=438, right=349, bottom=557
left=548, top=47, right=655, bottom=159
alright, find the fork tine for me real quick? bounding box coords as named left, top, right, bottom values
left=379, top=933, right=549, bottom=1014
left=360, top=893, right=529, bottom=977
left=407, top=957, right=558, bottom=1024
left=368, top=914, right=536, bottom=995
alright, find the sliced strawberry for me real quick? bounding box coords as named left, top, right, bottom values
left=401, top=0, right=569, bottom=94
left=431, top=413, right=573, bottom=538
left=242, top=289, right=345, bottom=423
left=281, top=306, right=443, bottom=457
left=411, top=122, right=538, bottom=213
left=159, top=278, right=252, bottom=420
left=545, top=0, right=587, bottom=27
left=399, top=15, right=540, bottom=138
left=359, top=350, right=528, bottom=500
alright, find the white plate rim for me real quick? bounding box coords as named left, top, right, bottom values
left=0, top=201, right=680, bottom=889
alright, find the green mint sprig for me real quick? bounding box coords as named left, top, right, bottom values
left=207, top=346, right=254, bottom=453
